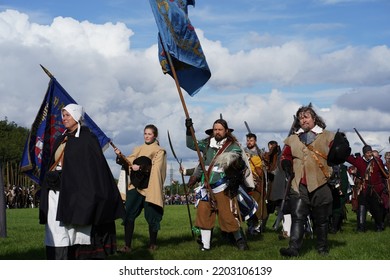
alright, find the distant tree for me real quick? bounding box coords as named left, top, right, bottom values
left=0, top=117, right=29, bottom=164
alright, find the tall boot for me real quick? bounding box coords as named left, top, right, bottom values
left=331, top=214, right=342, bottom=233
left=280, top=198, right=309, bottom=257
left=370, top=200, right=385, bottom=232
left=233, top=228, right=249, bottom=250
left=328, top=215, right=335, bottom=233
left=148, top=226, right=158, bottom=251
left=329, top=213, right=342, bottom=234
left=357, top=205, right=366, bottom=232
left=312, top=204, right=331, bottom=255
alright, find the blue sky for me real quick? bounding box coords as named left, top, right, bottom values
left=1, top=0, right=390, bottom=180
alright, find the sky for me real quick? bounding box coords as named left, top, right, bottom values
left=1, top=0, right=390, bottom=184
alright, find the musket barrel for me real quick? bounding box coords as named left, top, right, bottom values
left=353, top=128, right=368, bottom=146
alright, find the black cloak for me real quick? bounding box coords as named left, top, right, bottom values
left=39, top=126, right=124, bottom=225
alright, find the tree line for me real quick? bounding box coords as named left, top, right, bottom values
left=0, top=118, right=33, bottom=187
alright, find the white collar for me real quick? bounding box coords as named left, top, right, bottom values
left=209, top=137, right=227, bottom=149
left=296, top=125, right=323, bottom=135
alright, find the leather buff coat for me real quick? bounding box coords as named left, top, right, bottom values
left=284, top=129, right=334, bottom=193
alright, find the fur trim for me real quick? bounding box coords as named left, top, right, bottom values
left=215, top=152, right=240, bottom=169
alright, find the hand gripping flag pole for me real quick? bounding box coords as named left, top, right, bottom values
left=150, top=0, right=216, bottom=210
left=159, top=34, right=217, bottom=210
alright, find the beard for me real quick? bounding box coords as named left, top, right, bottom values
left=214, top=134, right=225, bottom=142
left=246, top=144, right=255, bottom=149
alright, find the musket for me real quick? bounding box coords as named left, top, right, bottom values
left=354, top=128, right=390, bottom=198
left=354, top=128, right=388, bottom=178
left=353, top=128, right=368, bottom=146
left=167, top=130, right=194, bottom=237
left=243, top=121, right=267, bottom=223
left=273, top=115, right=298, bottom=231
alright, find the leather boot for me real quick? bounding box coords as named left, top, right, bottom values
left=233, top=228, right=248, bottom=250
left=329, top=214, right=342, bottom=234
left=312, top=204, right=331, bottom=255
left=357, top=205, right=366, bottom=232
left=280, top=198, right=309, bottom=257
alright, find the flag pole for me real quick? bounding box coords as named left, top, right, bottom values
left=159, top=35, right=216, bottom=209
left=40, top=64, right=54, bottom=79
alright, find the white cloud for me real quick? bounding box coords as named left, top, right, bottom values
left=1, top=9, right=390, bottom=183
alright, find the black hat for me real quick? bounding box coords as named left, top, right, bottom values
left=130, top=156, right=152, bottom=190
left=205, top=119, right=234, bottom=135
left=362, top=145, right=372, bottom=154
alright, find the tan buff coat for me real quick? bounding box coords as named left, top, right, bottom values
left=285, top=130, right=334, bottom=193
left=126, top=142, right=167, bottom=208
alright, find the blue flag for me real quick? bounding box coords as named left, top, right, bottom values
left=20, top=77, right=111, bottom=184
left=149, top=0, right=211, bottom=96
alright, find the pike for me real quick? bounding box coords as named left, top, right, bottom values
left=167, top=130, right=194, bottom=237
left=273, top=115, right=298, bottom=231
left=243, top=121, right=267, bottom=225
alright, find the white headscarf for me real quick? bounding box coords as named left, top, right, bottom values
left=62, top=104, right=84, bottom=137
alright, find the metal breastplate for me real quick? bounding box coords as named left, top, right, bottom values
left=299, top=131, right=317, bottom=145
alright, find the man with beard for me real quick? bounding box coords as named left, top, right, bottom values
left=279, top=104, right=350, bottom=257
left=185, top=118, right=249, bottom=251
left=244, top=133, right=267, bottom=235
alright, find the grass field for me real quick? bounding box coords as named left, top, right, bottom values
left=1, top=204, right=389, bottom=260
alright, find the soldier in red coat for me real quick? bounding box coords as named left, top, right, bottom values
left=347, top=145, right=388, bottom=232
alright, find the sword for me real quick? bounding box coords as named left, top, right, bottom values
left=167, top=130, right=194, bottom=237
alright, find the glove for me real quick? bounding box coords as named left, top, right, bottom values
left=185, top=118, right=193, bottom=136
left=281, top=159, right=293, bottom=178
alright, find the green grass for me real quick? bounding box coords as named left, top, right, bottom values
left=1, top=204, right=389, bottom=260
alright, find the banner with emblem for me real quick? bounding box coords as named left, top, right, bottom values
left=149, top=0, right=211, bottom=96
left=20, top=67, right=110, bottom=184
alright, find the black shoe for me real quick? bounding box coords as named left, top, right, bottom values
left=376, top=223, right=385, bottom=232
left=236, top=238, right=249, bottom=250
left=280, top=247, right=298, bottom=257
left=318, top=248, right=329, bottom=256
left=356, top=227, right=365, bottom=232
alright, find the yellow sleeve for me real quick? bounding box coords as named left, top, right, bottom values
left=250, top=155, right=262, bottom=169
